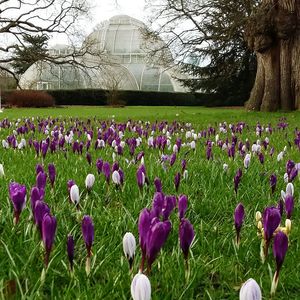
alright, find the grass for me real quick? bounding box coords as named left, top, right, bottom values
left=0, top=106, right=299, bottom=299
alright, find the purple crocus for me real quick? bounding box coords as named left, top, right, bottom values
left=285, top=194, right=294, bottom=219
left=9, top=182, right=27, bottom=224
left=234, top=203, right=245, bottom=247
left=48, top=163, right=56, bottom=189
left=86, top=152, right=92, bottom=165
left=36, top=172, right=47, bottom=190
left=270, top=174, right=277, bottom=194
left=154, top=177, right=162, bottom=193
left=82, top=215, right=94, bottom=275
left=36, top=164, right=44, bottom=175
left=146, top=221, right=170, bottom=271
left=34, top=200, right=50, bottom=238
left=162, top=195, right=176, bottom=220
left=262, top=207, right=281, bottom=259
left=271, top=231, right=288, bottom=296
left=42, top=213, right=57, bottom=267
left=136, top=167, right=146, bottom=191
left=234, top=168, right=242, bottom=194
left=174, top=172, right=181, bottom=192
left=151, top=192, right=164, bottom=218
left=96, top=159, right=103, bottom=174
left=178, top=195, right=188, bottom=220
left=179, top=218, right=195, bottom=260
left=30, top=186, right=43, bottom=219
left=67, top=235, right=75, bottom=272
left=138, top=208, right=151, bottom=271
left=102, top=162, right=110, bottom=184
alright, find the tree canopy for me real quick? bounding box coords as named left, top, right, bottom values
left=144, top=0, right=259, bottom=104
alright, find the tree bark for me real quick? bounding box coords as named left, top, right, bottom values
left=245, top=0, right=300, bottom=111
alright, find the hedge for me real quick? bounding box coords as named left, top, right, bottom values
left=1, top=88, right=243, bottom=107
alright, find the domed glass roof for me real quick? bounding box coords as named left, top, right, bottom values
left=20, top=15, right=186, bottom=92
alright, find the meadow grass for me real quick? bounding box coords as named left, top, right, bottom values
left=0, top=106, right=299, bottom=299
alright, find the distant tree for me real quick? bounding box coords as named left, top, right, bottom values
left=144, top=0, right=258, bottom=104
left=0, top=0, right=107, bottom=87
left=11, top=34, right=49, bottom=75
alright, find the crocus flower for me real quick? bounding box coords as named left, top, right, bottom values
left=146, top=221, right=170, bottom=271
left=70, top=185, right=80, bottom=208
left=123, top=232, right=136, bottom=270
left=262, top=207, right=281, bottom=260
left=136, top=167, right=145, bottom=191
left=285, top=194, right=294, bottom=219
left=85, top=174, right=95, bottom=191
left=82, top=215, right=94, bottom=275
left=30, top=186, right=43, bottom=218
left=67, top=235, right=75, bottom=272
left=162, top=195, right=176, bottom=220
left=234, top=203, right=245, bottom=247
left=48, top=163, right=56, bottom=189
left=178, top=195, right=188, bottom=220
left=270, top=174, right=277, bottom=194
left=36, top=171, right=47, bottom=191
left=42, top=213, right=57, bottom=267
left=102, top=162, right=110, bottom=184
left=131, top=273, right=151, bottom=300
left=154, top=177, right=162, bottom=193
left=9, top=182, right=27, bottom=224
left=67, top=180, right=75, bottom=202
left=96, top=159, right=103, bottom=174
left=0, top=163, right=5, bottom=177
left=174, top=172, right=181, bottom=192
left=112, top=170, right=121, bottom=185
left=151, top=193, right=164, bottom=218
left=179, top=218, right=195, bottom=260
left=239, top=278, right=262, bottom=300
left=86, top=152, right=92, bottom=165
left=138, top=209, right=151, bottom=271
left=271, top=231, right=288, bottom=296
left=243, top=154, right=251, bottom=169
left=34, top=200, right=50, bottom=237
left=234, top=169, right=242, bottom=194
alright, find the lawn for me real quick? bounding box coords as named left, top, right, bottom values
left=0, top=106, right=299, bottom=299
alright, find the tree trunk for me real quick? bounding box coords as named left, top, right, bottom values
left=245, top=0, right=300, bottom=111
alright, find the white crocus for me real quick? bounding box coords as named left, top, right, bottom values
left=131, top=273, right=151, bottom=300
left=183, top=169, right=188, bottom=180
left=286, top=182, right=294, bottom=196
left=239, top=278, right=262, bottom=300
left=277, top=151, right=284, bottom=161
left=190, top=141, right=196, bottom=150
left=85, top=174, right=95, bottom=190
left=283, top=173, right=289, bottom=183
left=123, top=232, right=136, bottom=267
left=244, top=154, right=251, bottom=169
left=112, top=170, right=121, bottom=185
left=0, top=164, right=4, bottom=177
left=70, top=185, right=80, bottom=205
left=223, top=163, right=228, bottom=172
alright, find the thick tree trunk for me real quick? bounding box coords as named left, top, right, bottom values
left=245, top=0, right=300, bottom=111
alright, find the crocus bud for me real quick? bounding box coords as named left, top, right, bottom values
left=239, top=278, right=262, bottom=300
left=86, top=152, right=92, bottom=165
left=102, top=162, right=110, bottom=184
left=179, top=218, right=195, bottom=260
left=85, top=174, right=95, bottom=191
left=82, top=215, right=94, bottom=275
left=136, top=167, right=145, bottom=191
left=36, top=172, right=47, bottom=190
left=285, top=194, right=294, bottom=219
left=0, top=163, right=4, bottom=177
left=234, top=203, right=245, bottom=247
left=255, top=211, right=262, bottom=222
left=67, top=235, right=75, bottom=272
left=9, top=182, right=27, bottom=224
left=112, top=170, right=121, bottom=185
left=154, top=177, right=162, bottom=193
left=286, top=182, right=294, bottom=196
left=48, top=163, right=56, bottom=188
left=243, top=154, right=251, bottom=169
left=123, top=232, right=136, bottom=270
left=178, top=195, right=188, bottom=220
left=174, top=172, right=181, bottom=192
left=271, top=231, right=288, bottom=296
left=96, top=159, right=103, bottom=174
left=42, top=214, right=57, bottom=267
left=269, top=174, right=277, bottom=194
left=131, top=273, right=151, bottom=300
left=70, top=185, right=80, bottom=208
left=285, top=219, right=291, bottom=234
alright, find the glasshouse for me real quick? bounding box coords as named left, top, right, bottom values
left=19, top=15, right=186, bottom=92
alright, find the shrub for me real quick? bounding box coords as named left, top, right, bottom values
left=6, top=90, right=54, bottom=107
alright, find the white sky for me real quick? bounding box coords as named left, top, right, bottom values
left=49, top=0, right=148, bottom=46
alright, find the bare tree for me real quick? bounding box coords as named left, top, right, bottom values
left=0, top=0, right=107, bottom=87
